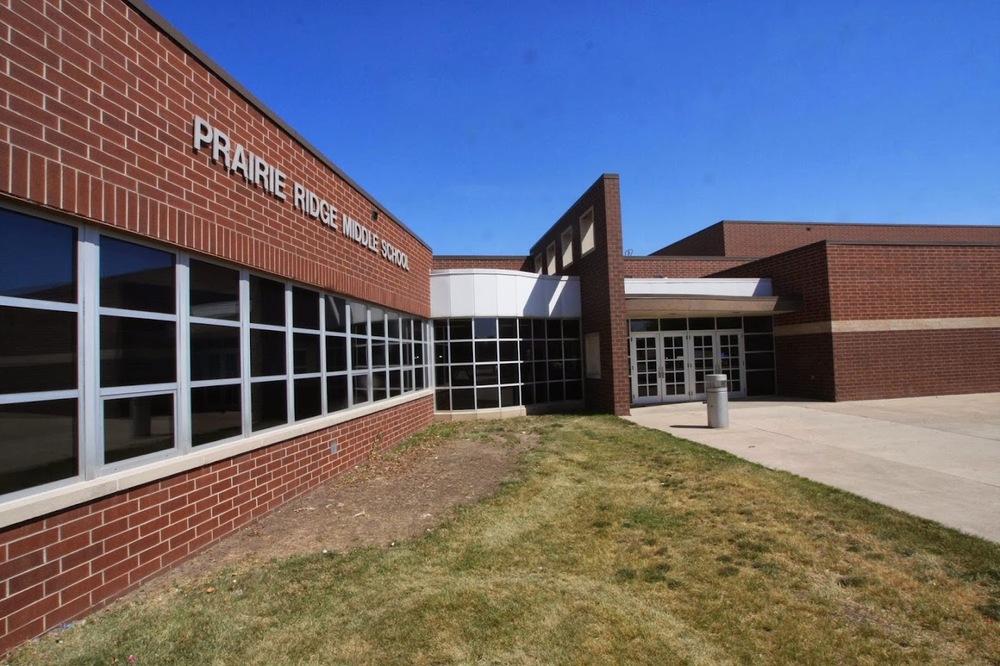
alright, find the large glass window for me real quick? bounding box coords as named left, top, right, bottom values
left=1, top=306, right=77, bottom=393
left=0, top=209, right=77, bottom=302
left=249, top=277, right=287, bottom=432
left=189, top=259, right=242, bottom=446
left=98, top=236, right=178, bottom=465
left=0, top=399, right=78, bottom=495
left=433, top=317, right=582, bottom=412
left=0, top=211, right=80, bottom=495
left=0, top=207, right=432, bottom=501
left=103, top=394, right=174, bottom=463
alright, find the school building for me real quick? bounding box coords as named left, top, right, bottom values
left=1, top=0, right=998, bottom=653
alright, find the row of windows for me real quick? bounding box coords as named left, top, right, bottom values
left=0, top=208, right=430, bottom=499
left=534, top=207, right=595, bottom=274
left=433, top=317, right=583, bottom=411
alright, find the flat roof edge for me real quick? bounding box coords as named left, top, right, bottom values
left=123, top=0, right=432, bottom=253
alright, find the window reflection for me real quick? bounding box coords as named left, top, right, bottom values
left=104, top=394, right=174, bottom=463
left=0, top=210, right=77, bottom=302
left=0, top=399, right=78, bottom=494
left=101, top=237, right=175, bottom=313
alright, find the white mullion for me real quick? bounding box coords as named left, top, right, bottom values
left=365, top=307, right=373, bottom=403
left=190, top=378, right=242, bottom=389
left=97, top=306, right=176, bottom=322
left=176, top=256, right=191, bottom=453
left=345, top=302, right=354, bottom=408
left=80, top=228, right=101, bottom=480
left=319, top=293, right=327, bottom=414
left=246, top=322, right=285, bottom=333
left=285, top=283, right=294, bottom=423
left=239, top=271, right=252, bottom=436
left=189, top=316, right=240, bottom=327
left=0, top=390, right=78, bottom=406
left=0, top=294, right=78, bottom=312
left=100, top=382, right=178, bottom=398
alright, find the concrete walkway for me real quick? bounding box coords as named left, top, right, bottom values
left=625, top=393, right=1000, bottom=543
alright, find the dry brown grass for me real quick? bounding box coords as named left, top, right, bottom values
left=10, top=415, right=1000, bottom=665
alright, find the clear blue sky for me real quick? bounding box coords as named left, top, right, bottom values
left=148, top=0, right=1000, bottom=256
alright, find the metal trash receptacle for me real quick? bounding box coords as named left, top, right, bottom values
left=706, top=374, right=729, bottom=428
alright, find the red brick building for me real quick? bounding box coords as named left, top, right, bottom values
left=2, top=0, right=999, bottom=654
left=0, top=0, right=434, bottom=652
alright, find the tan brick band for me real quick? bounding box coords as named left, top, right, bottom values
left=775, top=317, right=1000, bottom=337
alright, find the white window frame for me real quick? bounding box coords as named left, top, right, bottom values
left=579, top=207, right=595, bottom=257
left=0, top=204, right=433, bottom=513
left=561, top=227, right=574, bottom=268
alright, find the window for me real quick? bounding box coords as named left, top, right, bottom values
left=579, top=208, right=595, bottom=256
left=0, top=210, right=80, bottom=496
left=433, top=317, right=582, bottom=412
left=249, top=276, right=287, bottom=432
left=561, top=227, right=574, bottom=267
left=546, top=242, right=557, bottom=275
left=190, top=260, right=241, bottom=446
left=99, top=236, right=177, bottom=465
left=533, top=254, right=543, bottom=274
left=585, top=333, right=601, bottom=378
left=0, top=206, right=432, bottom=502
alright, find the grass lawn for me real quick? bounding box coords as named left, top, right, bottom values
left=10, top=415, right=1000, bottom=665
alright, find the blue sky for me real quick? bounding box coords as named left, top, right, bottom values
left=148, top=0, right=1000, bottom=256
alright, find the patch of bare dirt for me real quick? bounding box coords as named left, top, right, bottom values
left=145, top=431, right=537, bottom=588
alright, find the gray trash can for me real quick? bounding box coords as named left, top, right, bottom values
left=706, top=374, right=729, bottom=428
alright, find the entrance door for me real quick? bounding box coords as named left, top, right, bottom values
left=630, top=331, right=745, bottom=404
left=630, top=334, right=661, bottom=404
left=688, top=332, right=715, bottom=400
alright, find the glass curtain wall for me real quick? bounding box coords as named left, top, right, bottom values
left=433, top=317, right=582, bottom=412
left=0, top=207, right=431, bottom=501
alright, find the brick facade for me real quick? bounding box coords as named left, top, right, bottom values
left=826, top=244, right=1000, bottom=400
left=0, top=398, right=433, bottom=653
left=650, top=222, right=726, bottom=256
left=528, top=175, right=630, bottom=415
left=715, top=242, right=1000, bottom=400
left=0, top=0, right=430, bottom=318
left=0, top=0, right=434, bottom=653
left=655, top=220, right=1000, bottom=259
left=432, top=255, right=531, bottom=272
left=624, top=256, right=752, bottom=278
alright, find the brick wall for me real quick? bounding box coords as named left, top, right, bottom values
left=624, top=256, right=751, bottom=278
left=825, top=243, right=1000, bottom=399
left=722, top=221, right=1000, bottom=259
left=775, top=333, right=836, bottom=400
left=826, top=244, right=1000, bottom=320
left=716, top=242, right=1000, bottom=400
left=714, top=242, right=833, bottom=326
left=0, top=0, right=436, bottom=653
left=432, top=255, right=532, bottom=272
left=653, top=221, right=1000, bottom=260
left=650, top=222, right=726, bottom=256
left=832, top=330, right=1000, bottom=400
left=0, top=397, right=433, bottom=654
left=529, top=174, right=630, bottom=415
left=0, top=0, right=431, bottom=317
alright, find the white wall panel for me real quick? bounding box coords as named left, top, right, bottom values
left=431, top=270, right=580, bottom=318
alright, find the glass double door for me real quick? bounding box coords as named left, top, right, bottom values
left=630, top=330, right=744, bottom=404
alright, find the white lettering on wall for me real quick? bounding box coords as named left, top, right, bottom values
left=193, top=116, right=287, bottom=201
left=192, top=116, right=411, bottom=271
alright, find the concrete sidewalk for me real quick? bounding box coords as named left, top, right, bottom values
left=625, top=393, right=1000, bottom=543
